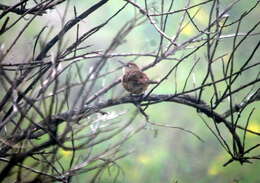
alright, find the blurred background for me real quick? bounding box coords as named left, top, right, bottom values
left=0, top=0, right=259, bottom=182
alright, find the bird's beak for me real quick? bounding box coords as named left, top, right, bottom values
left=118, top=60, right=127, bottom=67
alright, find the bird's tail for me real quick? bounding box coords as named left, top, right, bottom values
left=148, top=80, right=159, bottom=84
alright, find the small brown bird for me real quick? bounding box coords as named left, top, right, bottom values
left=122, top=63, right=158, bottom=94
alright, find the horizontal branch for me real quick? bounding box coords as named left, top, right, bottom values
left=26, top=94, right=259, bottom=141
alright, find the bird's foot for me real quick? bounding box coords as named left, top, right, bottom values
left=130, top=93, right=144, bottom=105
left=131, top=93, right=144, bottom=99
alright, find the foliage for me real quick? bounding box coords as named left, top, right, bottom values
left=0, top=0, right=259, bottom=182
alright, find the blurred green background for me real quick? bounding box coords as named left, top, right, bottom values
left=0, top=0, right=259, bottom=183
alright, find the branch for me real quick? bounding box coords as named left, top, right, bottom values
left=21, top=94, right=257, bottom=141
left=0, top=0, right=65, bottom=17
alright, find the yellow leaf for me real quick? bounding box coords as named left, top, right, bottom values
left=182, top=23, right=195, bottom=36
left=195, top=9, right=208, bottom=25
left=59, top=149, right=73, bottom=157
left=208, top=165, right=219, bottom=175
left=137, top=155, right=151, bottom=165
left=247, top=121, right=260, bottom=137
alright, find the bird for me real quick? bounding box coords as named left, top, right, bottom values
left=122, top=62, right=158, bottom=94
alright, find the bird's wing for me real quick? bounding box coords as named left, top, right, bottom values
left=123, top=71, right=148, bottom=84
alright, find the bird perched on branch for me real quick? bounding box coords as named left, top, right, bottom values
left=122, top=63, right=158, bottom=94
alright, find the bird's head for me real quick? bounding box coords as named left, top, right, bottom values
left=123, top=62, right=140, bottom=73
